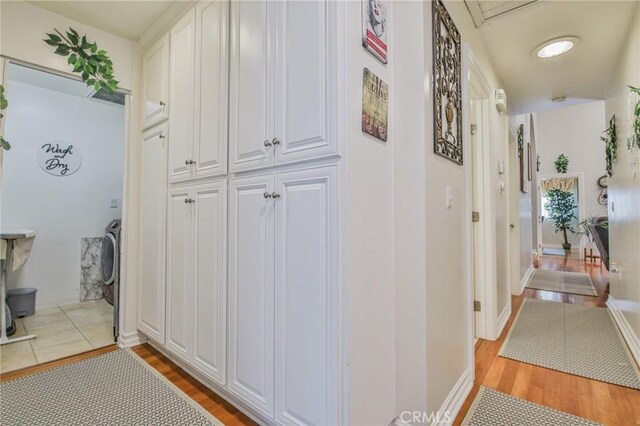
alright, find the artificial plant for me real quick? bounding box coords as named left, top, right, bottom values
left=554, top=153, right=569, bottom=173
left=44, top=28, right=119, bottom=94
left=0, top=84, right=9, bottom=150
left=600, top=115, right=617, bottom=177
left=629, top=85, right=640, bottom=151
left=544, top=188, right=577, bottom=250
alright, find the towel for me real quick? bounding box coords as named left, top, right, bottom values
left=7, top=236, right=36, bottom=271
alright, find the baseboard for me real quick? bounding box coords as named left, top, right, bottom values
left=496, top=302, right=511, bottom=339
left=118, top=330, right=147, bottom=348
left=436, top=367, right=473, bottom=425
left=518, top=264, right=535, bottom=295
left=607, top=296, right=640, bottom=367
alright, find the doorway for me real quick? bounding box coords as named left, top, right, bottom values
left=0, top=61, right=126, bottom=372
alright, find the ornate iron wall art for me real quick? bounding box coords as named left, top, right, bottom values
left=432, top=0, right=463, bottom=165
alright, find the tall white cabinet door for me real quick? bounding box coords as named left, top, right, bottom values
left=228, top=175, right=275, bottom=417
left=166, top=188, right=192, bottom=362
left=142, top=35, right=169, bottom=130
left=274, top=166, right=339, bottom=426
left=169, top=9, right=196, bottom=183
left=191, top=180, right=227, bottom=385
left=194, top=0, right=229, bottom=179
left=229, top=0, right=275, bottom=173
left=274, top=1, right=339, bottom=166
left=138, top=124, right=168, bottom=343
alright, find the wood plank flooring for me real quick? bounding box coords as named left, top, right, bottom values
left=454, top=255, right=640, bottom=426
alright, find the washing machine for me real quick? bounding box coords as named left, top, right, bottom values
left=101, top=219, right=121, bottom=340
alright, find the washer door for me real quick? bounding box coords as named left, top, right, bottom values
left=101, top=233, right=117, bottom=285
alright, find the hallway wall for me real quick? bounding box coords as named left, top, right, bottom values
left=605, top=2, right=640, bottom=349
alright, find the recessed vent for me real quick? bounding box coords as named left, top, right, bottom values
left=465, top=0, right=538, bottom=27
left=88, top=88, right=126, bottom=106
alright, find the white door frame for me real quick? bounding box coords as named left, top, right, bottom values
left=537, top=172, right=586, bottom=257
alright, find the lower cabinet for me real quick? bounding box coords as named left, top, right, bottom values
left=229, top=166, right=339, bottom=425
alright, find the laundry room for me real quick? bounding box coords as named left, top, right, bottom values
left=0, top=62, right=125, bottom=372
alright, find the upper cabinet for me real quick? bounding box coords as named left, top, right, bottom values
left=229, top=1, right=340, bottom=173
left=142, top=34, right=169, bottom=130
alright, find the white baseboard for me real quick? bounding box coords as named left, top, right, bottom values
left=607, top=296, right=640, bottom=367
left=436, top=367, right=473, bottom=425
left=118, top=330, right=147, bottom=348
left=518, top=264, right=535, bottom=295
left=496, top=302, right=511, bottom=339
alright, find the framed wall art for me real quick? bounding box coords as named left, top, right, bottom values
left=362, top=0, right=388, bottom=64
left=432, top=0, right=462, bottom=165
left=362, top=68, right=389, bottom=142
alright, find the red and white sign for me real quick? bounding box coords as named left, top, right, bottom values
left=362, top=0, right=388, bottom=64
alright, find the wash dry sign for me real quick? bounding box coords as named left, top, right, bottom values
left=37, top=142, right=82, bottom=176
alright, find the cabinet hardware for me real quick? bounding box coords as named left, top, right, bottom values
left=271, top=192, right=281, bottom=199
left=272, top=137, right=280, bottom=145
left=185, top=160, right=190, bottom=166
left=264, top=139, right=272, bottom=147
left=263, top=192, right=272, bottom=199
left=159, top=101, right=166, bottom=107
left=159, top=133, right=165, bottom=139
left=189, top=159, right=196, bottom=165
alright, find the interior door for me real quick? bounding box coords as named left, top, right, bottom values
left=138, top=123, right=168, bottom=343
left=228, top=174, right=275, bottom=417
left=194, top=0, right=229, bottom=179
left=169, top=9, right=196, bottom=182
left=166, top=187, right=192, bottom=362
left=228, top=0, right=274, bottom=172
left=142, top=34, right=169, bottom=129
left=191, top=180, right=227, bottom=385
left=274, top=166, right=339, bottom=426
left=274, top=0, right=339, bottom=166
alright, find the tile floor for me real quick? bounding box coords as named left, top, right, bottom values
left=0, top=299, right=114, bottom=373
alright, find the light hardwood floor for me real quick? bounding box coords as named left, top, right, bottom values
left=454, top=255, right=640, bottom=425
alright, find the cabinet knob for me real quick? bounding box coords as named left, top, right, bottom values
left=272, top=137, right=280, bottom=145
left=264, top=139, right=272, bottom=147
left=159, top=133, right=165, bottom=139
left=263, top=192, right=272, bottom=199
left=271, top=192, right=280, bottom=199
left=185, top=160, right=190, bottom=166
left=190, top=159, right=196, bottom=165
left=159, top=101, right=166, bottom=107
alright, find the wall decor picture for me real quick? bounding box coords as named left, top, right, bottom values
left=37, top=142, right=82, bottom=176
left=432, top=0, right=462, bottom=165
left=362, top=68, right=389, bottom=142
left=527, top=143, right=533, bottom=181
left=362, top=0, right=388, bottom=64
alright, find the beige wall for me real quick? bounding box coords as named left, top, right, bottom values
left=605, top=3, right=640, bottom=341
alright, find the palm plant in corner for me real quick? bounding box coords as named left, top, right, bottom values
left=544, top=188, right=577, bottom=251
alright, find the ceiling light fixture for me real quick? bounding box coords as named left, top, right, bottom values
left=535, top=36, right=579, bottom=59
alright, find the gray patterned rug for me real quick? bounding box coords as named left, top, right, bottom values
left=0, top=350, right=222, bottom=426
left=526, top=269, right=597, bottom=296
left=500, top=299, right=640, bottom=389
left=462, top=387, right=601, bottom=425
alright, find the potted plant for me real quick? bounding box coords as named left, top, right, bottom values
left=544, top=188, right=577, bottom=251
left=554, top=154, right=569, bottom=173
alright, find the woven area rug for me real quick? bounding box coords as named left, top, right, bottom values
left=0, top=350, right=222, bottom=426
left=500, top=299, right=640, bottom=389
left=462, top=387, right=601, bottom=425
left=526, top=269, right=597, bottom=296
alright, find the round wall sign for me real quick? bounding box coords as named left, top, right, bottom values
left=37, top=142, right=82, bottom=176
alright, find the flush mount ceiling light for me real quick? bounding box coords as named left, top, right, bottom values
left=535, top=36, right=579, bottom=59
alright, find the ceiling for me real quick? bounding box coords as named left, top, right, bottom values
left=28, top=1, right=174, bottom=41
left=473, top=0, right=637, bottom=114
left=465, top=0, right=539, bottom=27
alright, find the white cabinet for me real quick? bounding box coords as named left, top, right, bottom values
left=229, top=1, right=339, bottom=173
left=169, top=9, right=196, bottom=182
left=194, top=0, right=229, bottom=179
left=228, top=174, right=275, bottom=417
left=138, top=123, right=168, bottom=343
left=142, top=35, right=169, bottom=129
left=228, top=167, right=339, bottom=424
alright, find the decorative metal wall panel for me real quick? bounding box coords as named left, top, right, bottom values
left=432, top=0, right=463, bottom=165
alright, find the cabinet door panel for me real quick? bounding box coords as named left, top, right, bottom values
left=169, top=9, right=196, bottom=182
left=166, top=188, right=191, bottom=362
left=191, top=180, right=227, bottom=385
left=229, top=0, right=274, bottom=172
left=274, top=167, right=339, bottom=426
left=274, top=1, right=338, bottom=165
left=228, top=175, right=275, bottom=417
left=194, top=0, right=229, bottom=178
left=142, top=35, right=169, bottom=129
left=138, top=124, right=168, bottom=343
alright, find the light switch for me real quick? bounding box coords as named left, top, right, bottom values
left=445, top=185, right=453, bottom=209
left=110, top=198, right=119, bottom=208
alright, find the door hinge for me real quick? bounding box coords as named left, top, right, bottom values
left=474, top=300, right=481, bottom=312
left=472, top=211, right=480, bottom=222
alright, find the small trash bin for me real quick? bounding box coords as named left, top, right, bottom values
left=7, top=288, right=37, bottom=319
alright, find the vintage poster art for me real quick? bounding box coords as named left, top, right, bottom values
left=362, top=68, right=388, bottom=142
left=362, top=0, right=388, bottom=64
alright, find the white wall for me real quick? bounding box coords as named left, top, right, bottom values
left=0, top=1, right=133, bottom=90
left=605, top=2, right=640, bottom=345
left=535, top=101, right=608, bottom=246
left=3, top=78, right=124, bottom=307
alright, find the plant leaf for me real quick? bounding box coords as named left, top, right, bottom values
left=46, top=33, right=62, bottom=43
left=54, top=45, right=70, bottom=56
